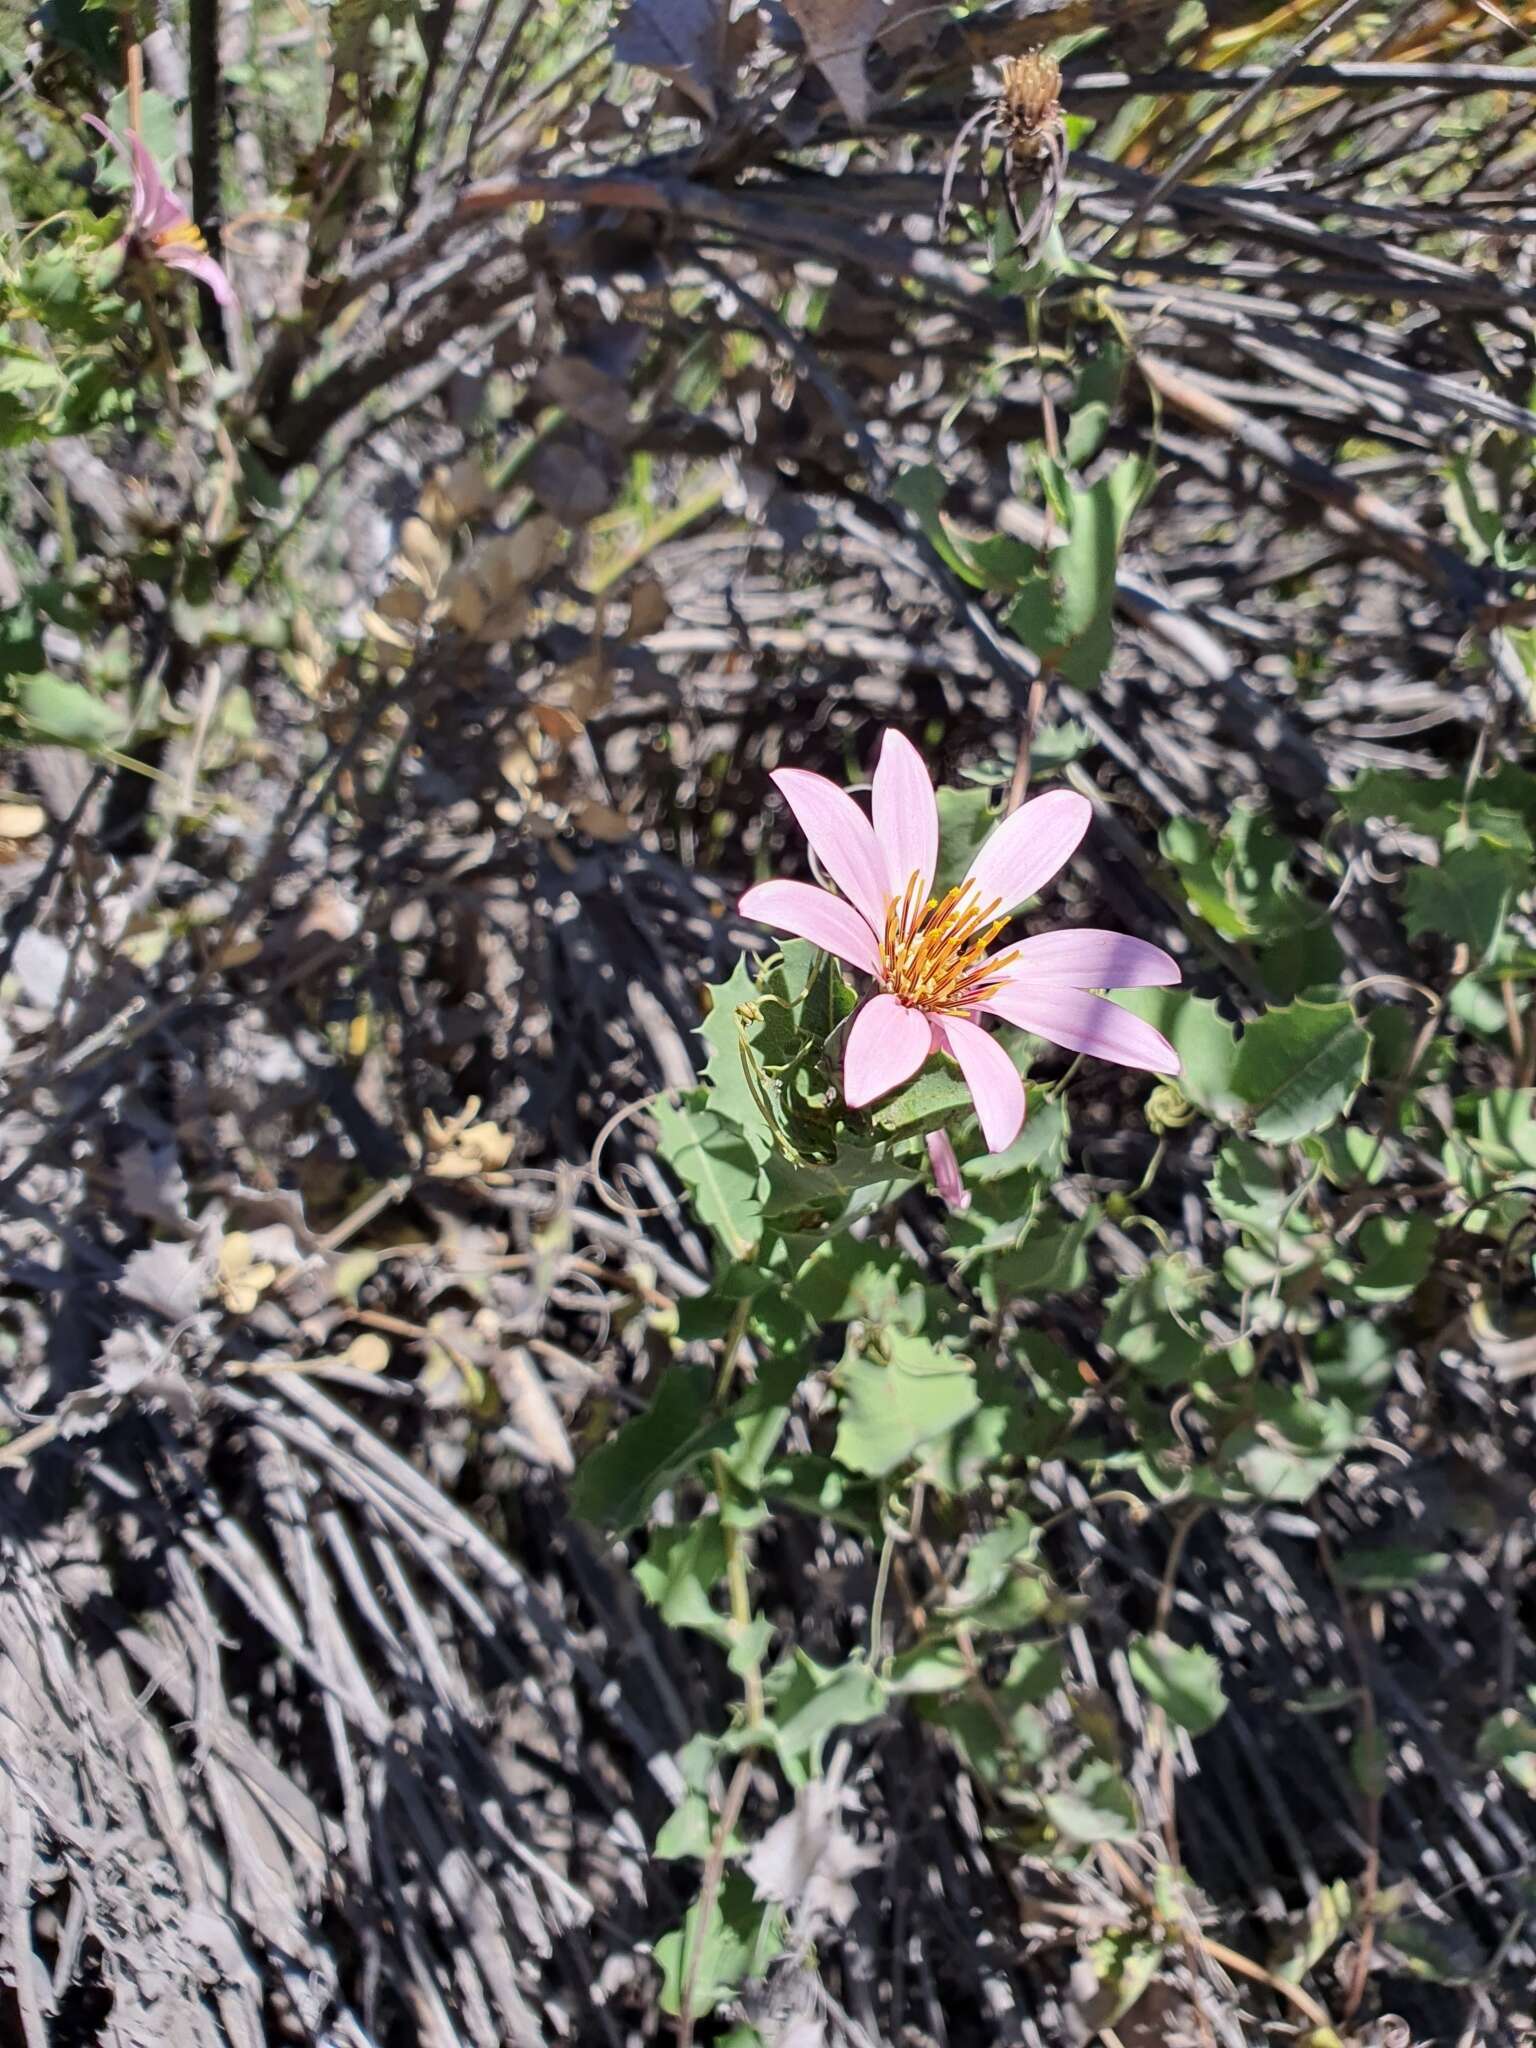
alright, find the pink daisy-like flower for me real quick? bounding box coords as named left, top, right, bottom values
left=739, top=730, right=1181, bottom=1155
left=85, top=114, right=237, bottom=309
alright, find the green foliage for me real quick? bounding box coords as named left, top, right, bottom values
left=0, top=127, right=238, bottom=753
left=1476, top=1703, right=1536, bottom=1795
left=1230, top=1000, right=1370, bottom=1143
left=13, top=669, right=127, bottom=746
left=1160, top=804, right=1343, bottom=997
left=1063, top=343, right=1126, bottom=468
left=564, top=514, right=1536, bottom=2018
left=0, top=581, right=132, bottom=747
left=754, top=1654, right=887, bottom=1773
left=1333, top=1544, right=1448, bottom=1593
left=654, top=1873, right=783, bottom=2018
left=1272, top=1880, right=1354, bottom=1986
left=1161, top=805, right=1292, bottom=941
left=1088, top=1926, right=1165, bottom=2026
left=652, top=1095, right=764, bottom=1259
left=869, top=1047, right=990, bottom=1138
left=0, top=235, right=138, bottom=455
left=1128, top=1633, right=1229, bottom=1735
left=1403, top=844, right=1522, bottom=958
left=1042, top=1761, right=1141, bottom=1844
left=1104, top=1260, right=1209, bottom=1387
left=1003, top=454, right=1153, bottom=686
left=1112, top=988, right=1244, bottom=1120
left=832, top=1330, right=980, bottom=1479
left=933, top=782, right=1001, bottom=894
left=893, top=426, right=1151, bottom=691
left=1335, top=759, right=1536, bottom=985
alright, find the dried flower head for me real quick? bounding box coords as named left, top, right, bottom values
left=1000, top=50, right=1063, bottom=159
left=939, top=49, right=1070, bottom=256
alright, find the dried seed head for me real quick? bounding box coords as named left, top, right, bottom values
left=1000, top=50, right=1063, bottom=150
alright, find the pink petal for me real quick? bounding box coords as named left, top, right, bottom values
left=872, top=729, right=938, bottom=907
left=934, top=1016, right=1026, bottom=1153
left=163, top=244, right=238, bottom=309
left=993, top=928, right=1179, bottom=990
left=843, top=995, right=934, bottom=1110
left=84, top=112, right=150, bottom=234
left=84, top=118, right=188, bottom=242
left=926, top=1130, right=971, bottom=1213
left=962, top=790, right=1092, bottom=916
left=737, top=879, right=881, bottom=977
left=981, top=986, right=1179, bottom=1075
left=770, top=767, right=890, bottom=934
left=83, top=113, right=126, bottom=160
left=126, top=131, right=184, bottom=236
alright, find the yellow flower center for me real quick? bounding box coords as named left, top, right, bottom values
left=881, top=875, right=1009, bottom=1014
left=152, top=221, right=207, bottom=255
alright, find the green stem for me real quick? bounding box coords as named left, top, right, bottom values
left=1047, top=1053, right=1084, bottom=1100
left=868, top=1522, right=897, bottom=1667
left=47, top=474, right=77, bottom=570
left=139, top=288, right=183, bottom=424
left=712, top=1296, right=751, bottom=1407
left=677, top=1756, right=752, bottom=2048
left=1132, top=1136, right=1168, bottom=1201
left=587, top=478, right=728, bottom=597
left=488, top=408, right=566, bottom=493
left=868, top=1480, right=921, bottom=1668
left=712, top=1452, right=765, bottom=1729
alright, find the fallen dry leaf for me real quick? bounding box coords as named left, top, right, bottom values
left=395, top=516, right=449, bottom=592
left=362, top=606, right=418, bottom=656
left=539, top=355, right=634, bottom=441
left=528, top=702, right=584, bottom=747
left=0, top=799, right=46, bottom=839
left=424, top=1100, right=517, bottom=1178
left=487, top=516, right=562, bottom=589
left=626, top=574, right=671, bottom=638
left=544, top=654, right=613, bottom=724
left=213, top=935, right=265, bottom=969
left=419, top=457, right=494, bottom=531
left=371, top=579, right=430, bottom=628
left=782, top=0, right=886, bottom=125
left=744, top=1778, right=877, bottom=1930
left=121, top=1238, right=214, bottom=1322
left=613, top=0, right=729, bottom=120
left=218, top=1231, right=279, bottom=1315
left=443, top=518, right=561, bottom=641
left=570, top=798, right=631, bottom=843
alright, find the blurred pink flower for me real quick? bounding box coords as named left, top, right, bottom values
left=925, top=1129, right=971, bottom=1212
left=739, top=730, right=1181, bottom=1154
left=85, top=114, right=237, bottom=309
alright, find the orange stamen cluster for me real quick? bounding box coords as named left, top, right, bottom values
left=153, top=220, right=208, bottom=255
left=882, top=874, right=1009, bottom=1014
